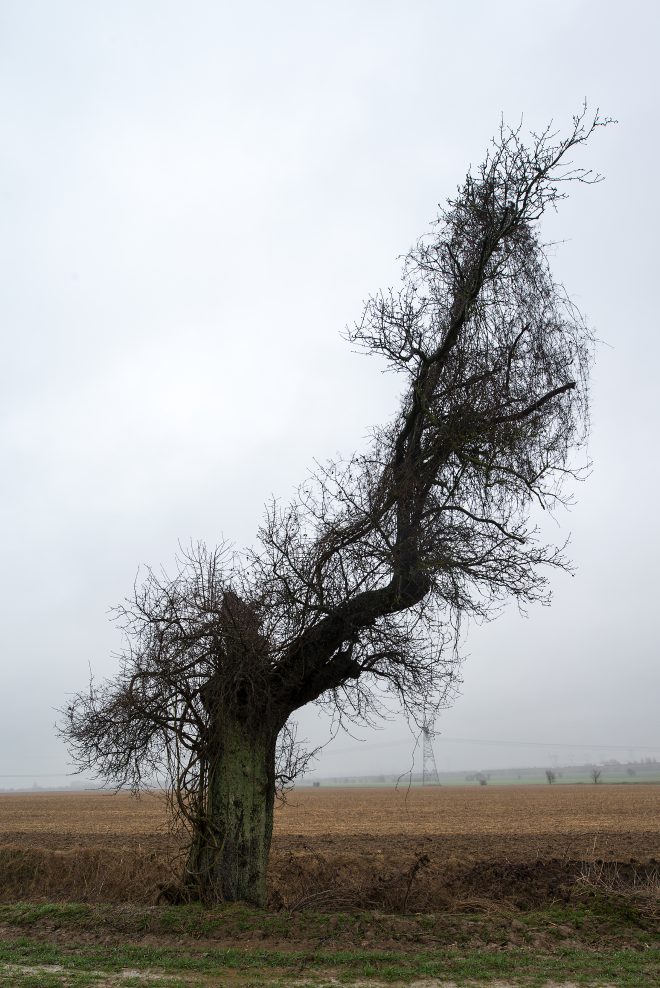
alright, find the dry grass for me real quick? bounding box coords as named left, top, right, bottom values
left=0, top=845, right=173, bottom=903
left=576, top=857, right=660, bottom=917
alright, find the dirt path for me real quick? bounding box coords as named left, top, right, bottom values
left=0, top=967, right=617, bottom=987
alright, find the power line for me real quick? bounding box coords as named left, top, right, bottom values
left=328, top=735, right=660, bottom=755
left=437, top=737, right=660, bottom=751
left=422, top=727, right=440, bottom=785
left=0, top=772, right=79, bottom=779
left=421, top=704, right=440, bottom=785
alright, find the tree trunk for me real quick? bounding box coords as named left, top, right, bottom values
left=186, top=717, right=277, bottom=907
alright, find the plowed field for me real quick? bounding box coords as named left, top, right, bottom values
left=0, top=785, right=657, bottom=908
left=0, top=783, right=657, bottom=849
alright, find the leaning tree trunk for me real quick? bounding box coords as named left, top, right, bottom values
left=186, top=715, right=278, bottom=907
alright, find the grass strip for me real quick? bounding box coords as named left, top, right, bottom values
left=0, top=936, right=658, bottom=986
left=0, top=897, right=654, bottom=945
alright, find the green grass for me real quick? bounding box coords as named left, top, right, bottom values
left=0, top=937, right=658, bottom=986
left=0, top=898, right=657, bottom=986
left=0, top=896, right=655, bottom=947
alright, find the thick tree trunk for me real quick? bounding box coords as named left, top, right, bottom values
left=186, top=717, right=277, bottom=907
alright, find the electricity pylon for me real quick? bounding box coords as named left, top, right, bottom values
left=422, top=715, right=440, bottom=785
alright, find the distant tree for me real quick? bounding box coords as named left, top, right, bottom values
left=545, top=769, right=557, bottom=784
left=61, top=106, right=609, bottom=906
left=590, top=767, right=602, bottom=784
left=476, top=772, right=489, bottom=786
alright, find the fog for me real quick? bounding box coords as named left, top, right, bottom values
left=1, top=0, right=658, bottom=788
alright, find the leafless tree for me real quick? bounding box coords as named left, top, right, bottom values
left=546, top=769, right=557, bottom=784
left=61, top=106, right=610, bottom=906
left=591, top=767, right=602, bottom=784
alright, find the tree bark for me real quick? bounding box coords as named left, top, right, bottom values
left=186, top=716, right=277, bottom=907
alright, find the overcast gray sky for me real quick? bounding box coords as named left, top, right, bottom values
left=1, top=0, right=658, bottom=787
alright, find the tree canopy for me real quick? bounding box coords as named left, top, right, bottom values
left=62, top=106, right=610, bottom=905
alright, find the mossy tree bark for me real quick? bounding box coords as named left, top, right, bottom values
left=187, top=716, right=278, bottom=907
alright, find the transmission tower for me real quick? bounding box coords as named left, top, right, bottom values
left=422, top=718, right=440, bottom=786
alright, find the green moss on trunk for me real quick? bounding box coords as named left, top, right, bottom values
left=187, top=719, right=276, bottom=906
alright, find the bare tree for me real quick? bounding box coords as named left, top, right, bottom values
left=591, top=767, right=602, bottom=784
left=61, top=106, right=610, bottom=906
left=546, top=769, right=557, bottom=784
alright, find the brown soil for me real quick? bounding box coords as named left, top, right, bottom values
left=0, top=785, right=657, bottom=910
left=2, top=783, right=657, bottom=840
